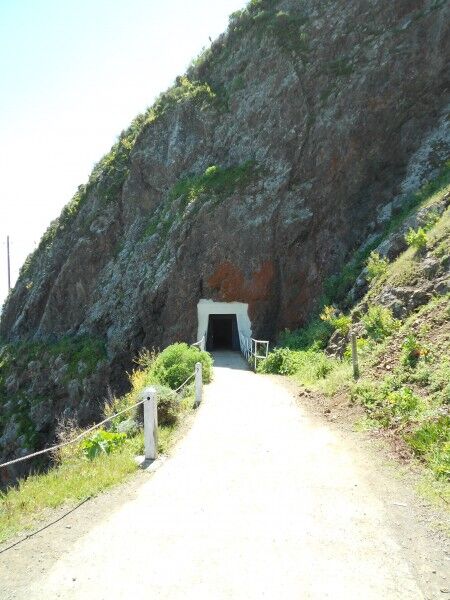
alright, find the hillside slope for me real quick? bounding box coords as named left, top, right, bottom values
left=1, top=0, right=449, bottom=467
left=260, top=163, right=449, bottom=484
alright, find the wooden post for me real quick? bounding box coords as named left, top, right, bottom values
left=7, top=236, right=11, bottom=291
left=143, top=387, right=158, bottom=460
left=195, top=362, right=202, bottom=408
left=351, top=332, right=360, bottom=380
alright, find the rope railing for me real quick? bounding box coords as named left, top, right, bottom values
left=0, top=363, right=203, bottom=471
left=173, top=373, right=195, bottom=394
left=191, top=335, right=205, bottom=351
left=0, top=398, right=148, bottom=470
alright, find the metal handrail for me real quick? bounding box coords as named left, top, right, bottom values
left=239, top=333, right=269, bottom=370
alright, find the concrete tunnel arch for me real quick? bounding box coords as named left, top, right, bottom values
left=197, top=300, right=252, bottom=352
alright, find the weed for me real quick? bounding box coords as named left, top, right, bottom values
left=366, top=251, right=389, bottom=281
left=0, top=342, right=212, bottom=542
left=321, top=161, right=450, bottom=308
left=401, top=335, right=430, bottom=368
left=81, top=430, right=126, bottom=460
left=146, top=76, right=226, bottom=125
left=406, top=417, right=450, bottom=479
left=362, top=306, right=400, bottom=341
left=352, top=381, right=426, bottom=426
left=405, top=227, right=428, bottom=253
left=141, top=162, right=258, bottom=244
left=259, top=347, right=350, bottom=396
left=343, top=337, right=372, bottom=360
left=384, top=387, right=426, bottom=422
left=0, top=444, right=138, bottom=542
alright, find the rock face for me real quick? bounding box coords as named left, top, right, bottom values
left=0, top=0, right=449, bottom=460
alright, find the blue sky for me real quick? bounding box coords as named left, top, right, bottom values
left=0, top=0, right=247, bottom=307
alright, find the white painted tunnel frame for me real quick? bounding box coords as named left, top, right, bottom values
left=196, top=299, right=268, bottom=368
left=197, top=300, right=252, bottom=346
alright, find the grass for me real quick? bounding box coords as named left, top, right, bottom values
left=141, top=162, right=258, bottom=242
left=169, top=162, right=257, bottom=208
left=258, top=165, right=450, bottom=487
left=278, top=318, right=333, bottom=351
left=0, top=444, right=138, bottom=543
left=261, top=293, right=449, bottom=481
left=0, top=343, right=211, bottom=544
left=0, top=417, right=191, bottom=544
left=322, top=160, right=450, bottom=307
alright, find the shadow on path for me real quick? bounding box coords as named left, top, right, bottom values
left=210, top=350, right=250, bottom=371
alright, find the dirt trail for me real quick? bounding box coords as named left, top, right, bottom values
left=1, top=351, right=448, bottom=599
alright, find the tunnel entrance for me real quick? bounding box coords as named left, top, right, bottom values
left=206, top=314, right=240, bottom=351
left=197, top=300, right=251, bottom=352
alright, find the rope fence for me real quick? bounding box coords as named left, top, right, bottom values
left=0, top=363, right=203, bottom=470
left=191, top=335, right=205, bottom=351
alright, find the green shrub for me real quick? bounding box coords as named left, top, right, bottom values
left=81, top=430, right=126, bottom=460
left=169, top=161, right=257, bottom=209
left=146, top=76, right=224, bottom=125
left=152, top=343, right=213, bottom=389
left=405, top=227, right=428, bottom=252
left=278, top=318, right=333, bottom=351
left=429, top=359, right=450, bottom=405
left=320, top=163, right=449, bottom=308
left=362, top=306, right=400, bottom=341
left=321, top=241, right=382, bottom=307
left=410, top=362, right=432, bottom=386
left=424, top=209, right=441, bottom=230
left=258, top=348, right=300, bottom=375
left=153, top=385, right=181, bottom=426
left=259, top=348, right=338, bottom=388
left=366, top=251, right=389, bottom=281
left=320, top=305, right=351, bottom=335
left=407, top=417, right=449, bottom=454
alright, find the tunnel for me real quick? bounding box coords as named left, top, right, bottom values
left=197, top=300, right=252, bottom=353
left=206, top=314, right=240, bottom=351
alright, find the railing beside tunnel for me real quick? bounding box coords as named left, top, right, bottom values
left=192, top=331, right=269, bottom=371
left=191, top=335, right=206, bottom=352
left=239, top=334, right=269, bottom=371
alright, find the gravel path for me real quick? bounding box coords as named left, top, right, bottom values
left=4, top=352, right=436, bottom=598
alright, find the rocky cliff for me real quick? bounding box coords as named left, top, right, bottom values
left=1, top=0, right=449, bottom=468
